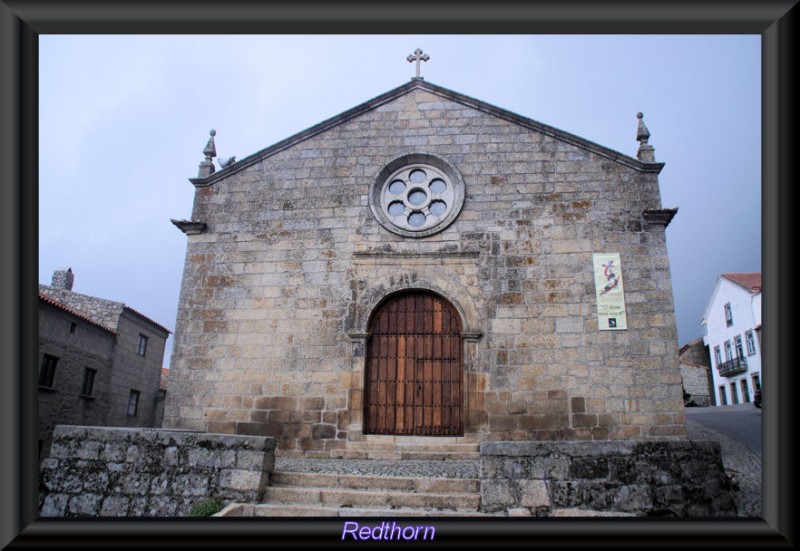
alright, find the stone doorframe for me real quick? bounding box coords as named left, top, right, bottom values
left=346, top=271, right=483, bottom=439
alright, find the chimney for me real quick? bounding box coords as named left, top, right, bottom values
left=51, top=268, right=74, bottom=291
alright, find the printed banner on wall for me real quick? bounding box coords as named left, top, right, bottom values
left=593, top=253, right=627, bottom=330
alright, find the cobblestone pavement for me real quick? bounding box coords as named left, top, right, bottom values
left=275, top=423, right=761, bottom=518
left=685, top=417, right=762, bottom=517
left=274, top=457, right=480, bottom=479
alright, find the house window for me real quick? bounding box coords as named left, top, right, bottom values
left=724, top=340, right=733, bottom=362
left=752, top=373, right=761, bottom=391
left=740, top=379, right=750, bottom=403
left=81, top=368, right=96, bottom=397
left=714, top=346, right=722, bottom=366
left=137, top=334, right=148, bottom=357
left=724, top=303, right=733, bottom=327
left=730, top=382, right=739, bottom=404
left=701, top=322, right=708, bottom=336
left=38, top=354, right=58, bottom=388
left=734, top=335, right=745, bottom=359
left=746, top=330, right=757, bottom=355
left=719, top=385, right=728, bottom=405
left=69, top=322, right=77, bottom=334
left=127, top=390, right=140, bottom=416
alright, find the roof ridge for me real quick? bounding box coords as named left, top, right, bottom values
left=39, top=284, right=171, bottom=334
left=39, top=292, right=118, bottom=335
left=122, top=305, right=172, bottom=335
left=192, top=79, right=662, bottom=188
left=721, top=272, right=762, bottom=292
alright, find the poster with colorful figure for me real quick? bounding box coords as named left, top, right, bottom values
left=593, top=253, right=627, bottom=330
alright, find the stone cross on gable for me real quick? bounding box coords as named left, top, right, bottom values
left=407, top=48, right=430, bottom=79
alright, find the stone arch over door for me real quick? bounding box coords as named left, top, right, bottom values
left=364, top=290, right=464, bottom=436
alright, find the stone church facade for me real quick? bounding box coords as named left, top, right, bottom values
left=164, top=78, right=684, bottom=457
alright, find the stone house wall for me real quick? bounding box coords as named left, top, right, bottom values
left=38, top=301, right=116, bottom=458
left=680, top=362, right=712, bottom=407
left=107, top=311, right=168, bottom=428
left=164, top=81, right=685, bottom=455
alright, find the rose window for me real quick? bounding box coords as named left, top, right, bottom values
left=370, top=157, right=465, bottom=237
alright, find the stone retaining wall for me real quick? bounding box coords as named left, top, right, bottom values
left=480, top=440, right=736, bottom=517
left=39, top=425, right=275, bottom=517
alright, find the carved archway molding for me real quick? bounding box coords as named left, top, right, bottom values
left=345, top=270, right=484, bottom=439
left=347, top=270, right=482, bottom=341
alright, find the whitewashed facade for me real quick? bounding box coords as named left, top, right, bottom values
left=701, top=273, right=761, bottom=407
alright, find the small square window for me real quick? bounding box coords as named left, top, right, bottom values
left=137, top=334, right=148, bottom=357
left=724, top=303, right=733, bottom=327
left=81, top=368, right=96, bottom=396
left=127, top=390, right=140, bottom=416
left=38, top=354, right=58, bottom=388
left=69, top=322, right=77, bottom=334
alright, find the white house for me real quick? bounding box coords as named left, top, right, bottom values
left=701, top=273, right=761, bottom=407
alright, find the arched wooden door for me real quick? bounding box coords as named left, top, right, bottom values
left=364, top=291, right=463, bottom=436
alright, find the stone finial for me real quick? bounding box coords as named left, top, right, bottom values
left=197, top=129, right=217, bottom=178
left=636, top=112, right=656, bottom=163
left=52, top=267, right=74, bottom=291
left=407, top=48, right=430, bottom=79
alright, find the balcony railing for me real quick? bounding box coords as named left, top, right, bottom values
left=718, top=356, right=748, bottom=377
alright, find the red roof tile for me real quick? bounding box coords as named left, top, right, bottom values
left=123, top=305, right=172, bottom=335
left=722, top=273, right=761, bottom=292
left=39, top=293, right=118, bottom=335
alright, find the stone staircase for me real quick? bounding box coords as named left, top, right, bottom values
left=341, top=440, right=481, bottom=461
left=217, top=462, right=494, bottom=517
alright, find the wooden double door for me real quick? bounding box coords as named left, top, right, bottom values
left=364, top=291, right=463, bottom=436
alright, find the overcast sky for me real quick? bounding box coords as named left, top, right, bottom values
left=39, top=35, right=761, bottom=369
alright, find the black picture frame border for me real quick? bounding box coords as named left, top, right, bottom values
left=1, top=1, right=795, bottom=548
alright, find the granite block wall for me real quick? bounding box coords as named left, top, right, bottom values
left=480, top=440, right=736, bottom=516
left=164, top=82, right=684, bottom=454
left=39, top=425, right=275, bottom=517
left=38, top=302, right=116, bottom=458
left=680, top=363, right=712, bottom=407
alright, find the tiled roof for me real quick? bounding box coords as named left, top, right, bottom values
left=39, top=284, right=171, bottom=335
left=678, top=337, right=704, bottom=354
left=123, top=305, right=172, bottom=335
left=722, top=273, right=761, bottom=293
left=679, top=360, right=710, bottom=370
left=39, top=293, right=118, bottom=335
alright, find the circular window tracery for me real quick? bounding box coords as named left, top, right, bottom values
left=370, top=155, right=465, bottom=238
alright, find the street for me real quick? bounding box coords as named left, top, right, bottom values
left=684, top=403, right=762, bottom=457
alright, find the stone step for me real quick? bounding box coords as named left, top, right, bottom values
left=337, top=445, right=480, bottom=461
left=216, top=503, right=500, bottom=517
left=262, top=486, right=481, bottom=511
left=270, top=471, right=479, bottom=493
left=278, top=449, right=480, bottom=460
